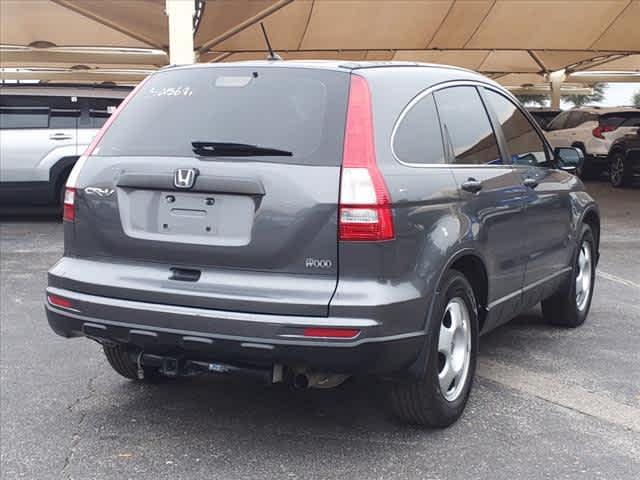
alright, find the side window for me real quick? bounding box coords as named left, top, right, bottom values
left=393, top=93, right=445, bottom=164
left=84, top=97, right=122, bottom=129
left=484, top=89, right=549, bottom=167
left=0, top=95, right=49, bottom=129
left=434, top=86, right=501, bottom=165
left=0, top=107, right=49, bottom=129
left=49, top=108, right=80, bottom=129
left=565, top=111, right=585, bottom=129
left=89, top=110, right=111, bottom=128
left=547, top=111, right=569, bottom=131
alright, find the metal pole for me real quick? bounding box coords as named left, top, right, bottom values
left=549, top=70, right=566, bottom=109
left=165, top=0, right=196, bottom=65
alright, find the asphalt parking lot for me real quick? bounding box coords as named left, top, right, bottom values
left=1, top=181, right=638, bottom=480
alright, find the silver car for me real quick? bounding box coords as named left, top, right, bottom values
left=0, top=85, right=128, bottom=207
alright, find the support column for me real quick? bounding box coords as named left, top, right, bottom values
left=548, top=69, right=566, bottom=109
left=166, top=0, right=195, bottom=65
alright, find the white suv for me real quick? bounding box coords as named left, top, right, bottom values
left=0, top=85, right=129, bottom=207
left=545, top=106, right=640, bottom=178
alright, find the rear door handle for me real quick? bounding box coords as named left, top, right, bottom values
left=523, top=177, right=538, bottom=189
left=461, top=178, right=483, bottom=193
left=49, top=133, right=72, bottom=140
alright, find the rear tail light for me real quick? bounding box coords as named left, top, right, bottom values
left=62, top=187, right=76, bottom=222
left=303, top=328, right=360, bottom=339
left=338, top=75, right=394, bottom=241
left=592, top=125, right=616, bottom=139
left=63, top=76, right=150, bottom=221
left=47, top=294, right=73, bottom=309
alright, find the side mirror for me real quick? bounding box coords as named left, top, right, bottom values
left=554, top=147, right=584, bottom=174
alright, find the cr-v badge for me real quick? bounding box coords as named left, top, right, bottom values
left=84, top=187, right=114, bottom=197
left=174, top=168, right=199, bottom=189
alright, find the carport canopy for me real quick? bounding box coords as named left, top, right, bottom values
left=1, top=0, right=639, bottom=106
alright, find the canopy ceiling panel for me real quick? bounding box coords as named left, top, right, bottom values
left=478, top=50, right=540, bottom=73
left=50, top=0, right=169, bottom=48
left=427, top=0, right=494, bottom=48
left=592, top=0, right=640, bottom=50
left=208, top=1, right=312, bottom=51
left=299, top=0, right=453, bottom=50
left=465, top=0, right=632, bottom=50
left=585, top=54, right=640, bottom=71
left=392, top=50, right=489, bottom=70
left=1, top=0, right=639, bottom=86
left=496, top=73, right=547, bottom=86
left=0, top=0, right=154, bottom=48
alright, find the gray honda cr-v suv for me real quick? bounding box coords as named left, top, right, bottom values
left=46, top=61, right=599, bottom=427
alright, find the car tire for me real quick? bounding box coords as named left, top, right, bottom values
left=609, top=152, right=631, bottom=188
left=387, top=270, right=478, bottom=427
left=541, top=224, right=596, bottom=327
left=103, top=344, right=163, bottom=382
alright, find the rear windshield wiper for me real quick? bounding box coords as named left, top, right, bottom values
left=192, top=141, right=292, bottom=157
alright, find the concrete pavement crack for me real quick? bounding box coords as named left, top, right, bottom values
left=60, top=371, right=103, bottom=478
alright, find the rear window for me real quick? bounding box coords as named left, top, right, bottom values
left=94, top=67, right=350, bottom=166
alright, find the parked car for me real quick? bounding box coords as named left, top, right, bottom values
left=45, top=61, right=599, bottom=427
left=0, top=84, right=129, bottom=207
left=527, top=107, right=561, bottom=130
left=545, top=106, right=640, bottom=179
left=608, top=129, right=640, bottom=187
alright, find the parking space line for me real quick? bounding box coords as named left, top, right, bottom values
left=598, top=271, right=640, bottom=290
left=478, top=359, right=640, bottom=433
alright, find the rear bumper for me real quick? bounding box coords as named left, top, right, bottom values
left=45, top=287, right=425, bottom=375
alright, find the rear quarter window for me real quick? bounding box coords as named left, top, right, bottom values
left=94, top=67, right=350, bottom=166
left=392, top=93, right=445, bottom=164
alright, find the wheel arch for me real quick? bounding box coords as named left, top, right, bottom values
left=571, top=141, right=586, bottom=152
left=48, top=156, right=79, bottom=204
left=580, top=207, right=601, bottom=265
left=607, top=143, right=626, bottom=159
left=447, top=252, right=489, bottom=332
left=403, top=248, right=489, bottom=380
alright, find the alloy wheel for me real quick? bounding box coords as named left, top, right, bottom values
left=610, top=157, right=625, bottom=186
left=437, top=297, right=472, bottom=402
left=575, top=241, right=593, bottom=312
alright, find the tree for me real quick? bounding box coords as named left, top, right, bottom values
left=562, top=83, right=607, bottom=107
left=632, top=90, right=640, bottom=107
left=514, top=94, right=548, bottom=107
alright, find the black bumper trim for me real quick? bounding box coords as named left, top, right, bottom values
left=46, top=305, right=425, bottom=375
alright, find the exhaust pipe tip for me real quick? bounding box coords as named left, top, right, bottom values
left=292, top=373, right=309, bottom=389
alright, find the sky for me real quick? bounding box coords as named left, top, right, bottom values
left=593, top=83, right=640, bottom=107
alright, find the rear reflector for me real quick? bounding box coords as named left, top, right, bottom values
left=62, top=187, right=75, bottom=222
left=303, top=328, right=360, bottom=339
left=48, top=294, right=73, bottom=309
left=339, top=75, right=394, bottom=241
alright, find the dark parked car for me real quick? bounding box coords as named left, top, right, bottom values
left=46, top=61, right=600, bottom=427
left=608, top=129, right=640, bottom=187
left=527, top=107, right=561, bottom=130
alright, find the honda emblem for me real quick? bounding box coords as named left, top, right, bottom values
left=174, top=168, right=198, bottom=189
